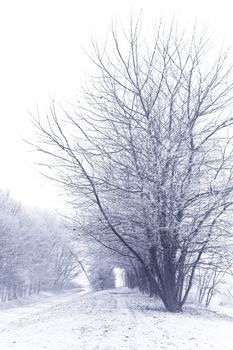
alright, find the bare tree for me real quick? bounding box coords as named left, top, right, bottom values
left=195, top=242, right=233, bottom=306
left=33, top=19, right=233, bottom=312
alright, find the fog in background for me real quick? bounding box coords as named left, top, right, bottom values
left=0, top=0, right=232, bottom=209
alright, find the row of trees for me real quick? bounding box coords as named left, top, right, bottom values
left=0, top=191, right=79, bottom=302
left=33, top=19, right=233, bottom=312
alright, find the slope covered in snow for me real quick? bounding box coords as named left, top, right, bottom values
left=0, top=288, right=233, bottom=349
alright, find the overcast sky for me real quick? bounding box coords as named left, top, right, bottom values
left=0, top=0, right=233, bottom=210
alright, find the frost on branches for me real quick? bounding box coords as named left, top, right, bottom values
left=33, top=19, right=233, bottom=312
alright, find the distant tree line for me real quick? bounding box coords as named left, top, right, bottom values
left=0, top=191, right=79, bottom=302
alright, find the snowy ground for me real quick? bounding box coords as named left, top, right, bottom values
left=0, top=288, right=233, bottom=350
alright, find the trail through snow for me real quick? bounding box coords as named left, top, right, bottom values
left=0, top=288, right=233, bottom=349
left=0, top=289, right=88, bottom=331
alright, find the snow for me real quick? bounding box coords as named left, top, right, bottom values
left=0, top=288, right=233, bottom=349
left=0, top=288, right=88, bottom=330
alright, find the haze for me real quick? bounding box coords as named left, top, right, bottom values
left=0, top=0, right=232, bottom=209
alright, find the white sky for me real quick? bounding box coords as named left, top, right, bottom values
left=0, top=0, right=233, bottom=210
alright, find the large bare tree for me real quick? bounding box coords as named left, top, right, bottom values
left=33, top=19, right=233, bottom=312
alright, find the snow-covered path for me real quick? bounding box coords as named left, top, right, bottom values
left=0, top=289, right=88, bottom=331
left=0, top=288, right=233, bottom=349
